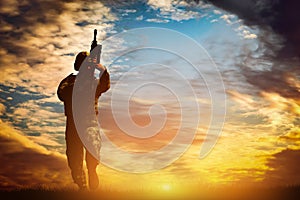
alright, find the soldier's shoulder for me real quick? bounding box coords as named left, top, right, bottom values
left=59, top=73, right=76, bottom=88
left=62, top=73, right=76, bottom=83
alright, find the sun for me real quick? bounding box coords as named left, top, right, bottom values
left=162, top=184, right=172, bottom=191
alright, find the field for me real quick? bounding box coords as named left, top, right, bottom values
left=1, top=185, right=300, bottom=200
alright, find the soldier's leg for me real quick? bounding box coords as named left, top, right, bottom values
left=86, top=150, right=99, bottom=190
left=65, top=120, right=87, bottom=190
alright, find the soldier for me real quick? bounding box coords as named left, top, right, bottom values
left=57, top=51, right=110, bottom=190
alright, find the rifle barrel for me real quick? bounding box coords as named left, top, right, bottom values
left=94, top=29, right=97, bottom=42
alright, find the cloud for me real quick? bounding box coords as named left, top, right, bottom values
left=213, top=9, right=222, bottom=15
left=280, top=127, right=300, bottom=141
left=0, top=120, right=72, bottom=189
left=146, top=18, right=170, bottom=23
left=206, top=0, right=300, bottom=58
left=0, top=0, right=117, bottom=157
left=242, top=30, right=257, bottom=39
left=201, top=1, right=300, bottom=146
left=0, top=85, right=66, bottom=152
left=231, top=41, right=300, bottom=141
left=0, top=0, right=116, bottom=96
left=0, top=103, right=5, bottom=115
left=147, top=0, right=210, bottom=21
left=147, top=0, right=173, bottom=10
left=0, top=0, right=22, bottom=16
left=263, top=149, right=300, bottom=186
left=227, top=89, right=300, bottom=145
left=240, top=65, right=300, bottom=100
left=227, top=90, right=255, bottom=110
left=220, top=14, right=235, bottom=24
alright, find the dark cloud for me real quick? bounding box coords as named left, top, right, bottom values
left=264, top=149, right=300, bottom=186
left=204, top=0, right=300, bottom=58
left=239, top=62, right=300, bottom=100
left=0, top=0, right=109, bottom=68
left=198, top=0, right=300, bottom=108
left=0, top=121, right=72, bottom=190
left=0, top=0, right=65, bottom=61
left=196, top=1, right=300, bottom=186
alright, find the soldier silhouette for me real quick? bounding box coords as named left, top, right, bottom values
left=57, top=30, right=110, bottom=190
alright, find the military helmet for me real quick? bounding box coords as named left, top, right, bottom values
left=74, top=51, right=90, bottom=71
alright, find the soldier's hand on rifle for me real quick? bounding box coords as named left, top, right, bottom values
left=95, top=63, right=106, bottom=73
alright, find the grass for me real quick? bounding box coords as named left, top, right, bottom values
left=1, top=185, right=300, bottom=200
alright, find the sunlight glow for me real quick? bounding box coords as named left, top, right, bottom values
left=162, top=184, right=172, bottom=191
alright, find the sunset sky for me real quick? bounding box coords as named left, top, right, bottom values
left=0, top=0, right=300, bottom=192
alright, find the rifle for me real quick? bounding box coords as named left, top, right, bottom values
left=90, top=29, right=102, bottom=64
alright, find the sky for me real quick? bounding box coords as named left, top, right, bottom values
left=0, top=0, right=300, bottom=192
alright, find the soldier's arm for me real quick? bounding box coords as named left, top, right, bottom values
left=57, top=76, right=73, bottom=102
left=96, top=67, right=110, bottom=98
